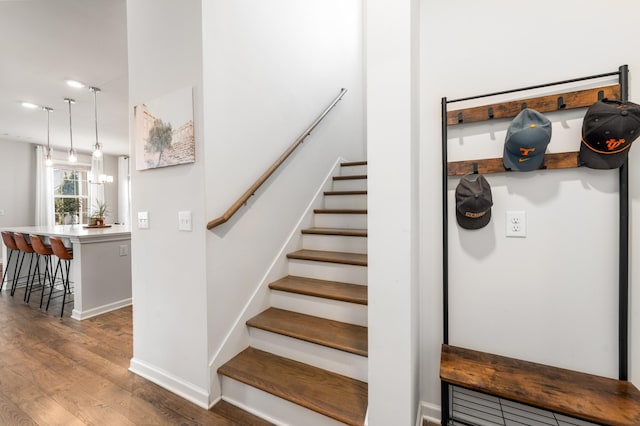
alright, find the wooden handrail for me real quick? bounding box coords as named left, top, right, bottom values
left=207, top=88, right=348, bottom=230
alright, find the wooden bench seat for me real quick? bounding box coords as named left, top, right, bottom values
left=440, top=344, right=640, bottom=426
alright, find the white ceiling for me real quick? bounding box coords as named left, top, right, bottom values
left=0, top=0, right=129, bottom=156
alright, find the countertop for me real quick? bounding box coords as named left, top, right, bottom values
left=1, top=224, right=131, bottom=242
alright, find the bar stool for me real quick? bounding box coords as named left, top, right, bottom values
left=48, top=237, right=74, bottom=317
left=12, top=233, right=38, bottom=301
left=1, top=231, right=21, bottom=293
left=29, top=235, right=55, bottom=308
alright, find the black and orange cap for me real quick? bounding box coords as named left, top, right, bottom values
left=580, top=99, right=640, bottom=169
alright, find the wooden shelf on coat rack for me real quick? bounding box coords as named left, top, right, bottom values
left=445, top=84, right=620, bottom=176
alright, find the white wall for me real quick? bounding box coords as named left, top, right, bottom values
left=126, top=0, right=209, bottom=406
left=124, top=0, right=640, bottom=420
left=419, top=0, right=640, bottom=416
left=0, top=140, right=35, bottom=228
left=201, top=0, right=365, bottom=400
left=126, top=0, right=363, bottom=409
left=366, top=0, right=421, bottom=424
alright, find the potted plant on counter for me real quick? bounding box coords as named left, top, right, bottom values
left=90, top=201, right=109, bottom=226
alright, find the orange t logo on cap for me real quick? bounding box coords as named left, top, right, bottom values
left=606, top=139, right=625, bottom=151
left=519, top=147, right=536, bottom=156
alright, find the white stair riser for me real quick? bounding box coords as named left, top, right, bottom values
left=270, top=290, right=367, bottom=326
left=249, top=328, right=368, bottom=382
left=302, top=233, right=367, bottom=254
left=332, top=178, right=367, bottom=192
left=314, top=213, right=367, bottom=229
left=339, top=165, right=367, bottom=176
left=288, top=259, right=367, bottom=285
left=324, top=194, right=367, bottom=210
left=221, top=377, right=347, bottom=426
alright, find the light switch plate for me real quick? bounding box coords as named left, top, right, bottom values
left=178, top=211, right=192, bottom=231
left=138, top=211, right=149, bottom=229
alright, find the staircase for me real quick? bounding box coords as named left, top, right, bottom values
left=218, top=161, right=368, bottom=425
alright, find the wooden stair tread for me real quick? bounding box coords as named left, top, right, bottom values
left=210, top=400, right=275, bottom=426
left=314, top=208, right=367, bottom=214
left=269, top=275, right=367, bottom=305
left=218, top=347, right=368, bottom=426
left=247, top=307, right=367, bottom=356
left=341, top=161, right=367, bottom=167
left=287, top=249, right=367, bottom=266
left=333, top=174, right=367, bottom=181
left=440, top=344, right=640, bottom=425
left=301, top=227, right=367, bottom=237
left=324, top=190, right=367, bottom=196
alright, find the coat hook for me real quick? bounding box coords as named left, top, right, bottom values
left=598, top=90, right=604, bottom=101
left=457, top=112, right=463, bottom=124
left=488, top=107, right=494, bottom=119
left=472, top=162, right=479, bottom=174
left=557, top=96, right=566, bottom=109
left=521, top=102, right=527, bottom=110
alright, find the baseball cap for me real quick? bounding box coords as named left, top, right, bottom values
left=503, top=108, right=552, bottom=171
left=579, top=99, right=640, bottom=169
left=455, top=174, right=493, bottom=230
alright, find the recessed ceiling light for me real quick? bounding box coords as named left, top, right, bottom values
left=66, top=79, right=85, bottom=89
left=21, top=101, right=39, bottom=109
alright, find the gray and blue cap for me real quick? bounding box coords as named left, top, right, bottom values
left=503, top=108, right=552, bottom=171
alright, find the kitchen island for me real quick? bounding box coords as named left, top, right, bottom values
left=1, top=224, right=131, bottom=320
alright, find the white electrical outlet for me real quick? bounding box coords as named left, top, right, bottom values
left=506, top=211, right=526, bottom=238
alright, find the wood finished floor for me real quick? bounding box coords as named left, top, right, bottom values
left=0, top=285, right=267, bottom=425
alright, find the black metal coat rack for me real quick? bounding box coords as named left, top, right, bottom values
left=440, top=65, right=630, bottom=424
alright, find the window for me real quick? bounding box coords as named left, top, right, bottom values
left=53, top=167, right=90, bottom=225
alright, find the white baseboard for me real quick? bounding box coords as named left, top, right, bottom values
left=417, top=401, right=441, bottom=426
left=220, top=396, right=285, bottom=426
left=129, top=357, right=210, bottom=409
left=71, top=298, right=132, bottom=320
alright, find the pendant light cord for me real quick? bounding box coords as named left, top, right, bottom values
left=67, top=99, right=73, bottom=151
left=90, top=87, right=101, bottom=155
left=43, top=106, right=53, bottom=165
left=64, top=98, right=76, bottom=162
left=45, top=107, right=51, bottom=150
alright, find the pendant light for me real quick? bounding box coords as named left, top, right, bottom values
left=43, top=106, right=54, bottom=166
left=90, top=86, right=102, bottom=158
left=64, top=97, right=77, bottom=162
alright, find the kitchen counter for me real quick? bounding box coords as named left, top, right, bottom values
left=1, top=224, right=132, bottom=320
